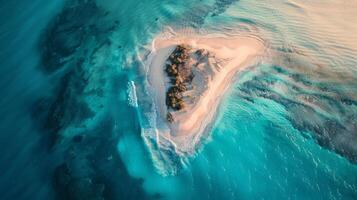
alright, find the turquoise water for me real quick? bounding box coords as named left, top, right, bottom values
left=0, top=0, right=356, bottom=199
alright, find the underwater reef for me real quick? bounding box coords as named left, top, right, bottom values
left=37, top=0, right=154, bottom=199
left=236, top=59, right=357, bottom=163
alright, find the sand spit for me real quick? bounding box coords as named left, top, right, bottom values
left=146, top=34, right=265, bottom=154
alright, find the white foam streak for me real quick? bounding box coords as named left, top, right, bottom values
left=127, top=81, right=138, bottom=107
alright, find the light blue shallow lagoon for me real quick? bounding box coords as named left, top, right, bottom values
left=0, top=0, right=356, bottom=199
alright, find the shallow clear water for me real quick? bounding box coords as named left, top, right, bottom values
left=0, top=0, right=356, bottom=199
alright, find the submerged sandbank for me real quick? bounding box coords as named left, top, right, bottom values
left=146, top=34, right=265, bottom=153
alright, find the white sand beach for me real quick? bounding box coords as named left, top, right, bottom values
left=147, top=34, right=265, bottom=153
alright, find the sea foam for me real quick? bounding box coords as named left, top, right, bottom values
left=127, top=81, right=138, bottom=107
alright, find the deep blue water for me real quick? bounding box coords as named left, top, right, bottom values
left=0, top=0, right=356, bottom=199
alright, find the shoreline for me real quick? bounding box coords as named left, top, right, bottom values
left=146, top=33, right=265, bottom=153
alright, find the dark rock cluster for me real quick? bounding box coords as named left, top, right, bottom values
left=165, top=45, right=194, bottom=121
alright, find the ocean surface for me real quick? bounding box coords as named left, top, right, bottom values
left=0, top=0, right=356, bottom=199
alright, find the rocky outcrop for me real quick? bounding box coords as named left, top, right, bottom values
left=164, top=45, right=193, bottom=120
left=164, top=45, right=211, bottom=122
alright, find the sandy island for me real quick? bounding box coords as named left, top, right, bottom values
left=146, top=34, right=265, bottom=154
